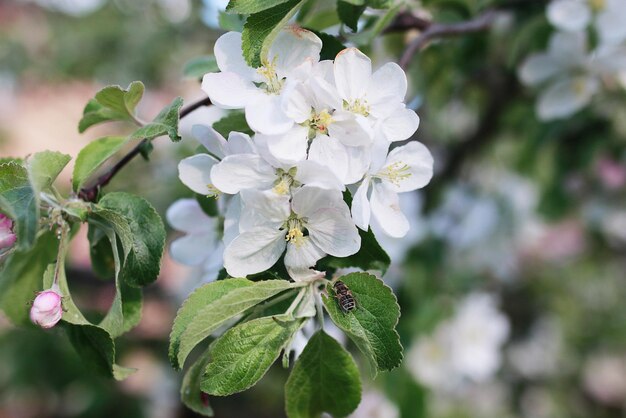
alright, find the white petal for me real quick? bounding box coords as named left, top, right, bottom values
left=291, top=186, right=345, bottom=218
left=178, top=154, right=218, bottom=195
left=202, top=72, right=261, bottom=109
left=518, top=53, right=564, bottom=86
left=334, top=48, right=371, bottom=100
left=370, top=182, right=409, bottom=238
left=380, top=106, right=420, bottom=142
left=263, top=125, right=309, bottom=166
left=547, top=31, right=588, bottom=66
left=537, top=76, right=598, bottom=120
left=170, top=233, right=217, bottom=266
left=223, top=195, right=241, bottom=247
left=223, top=227, right=286, bottom=277
left=269, top=26, right=322, bottom=77
left=546, top=0, right=591, bottom=32
left=597, top=0, right=626, bottom=45
left=382, top=141, right=434, bottom=192
left=351, top=180, right=371, bottom=231
left=166, top=198, right=214, bottom=233
left=307, top=207, right=361, bottom=257
left=328, top=111, right=373, bottom=147
left=368, top=62, right=408, bottom=104
left=225, top=132, right=255, bottom=155
left=214, top=31, right=259, bottom=81
left=344, top=145, right=371, bottom=185
left=284, top=237, right=326, bottom=272
left=191, top=124, right=226, bottom=159
left=294, top=160, right=345, bottom=191
left=239, top=188, right=290, bottom=231
left=245, top=94, right=294, bottom=135
left=282, top=81, right=313, bottom=124
left=210, top=154, right=276, bottom=194
left=309, top=75, right=342, bottom=110
left=307, top=135, right=350, bottom=184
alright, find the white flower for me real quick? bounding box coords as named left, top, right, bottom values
left=334, top=48, right=420, bottom=143
left=202, top=27, right=322, bottom=135
left=547, top=0, right=626, bottom=45
left=210, top=141, right=345, bottom=196
left=518, top=30, right=626, bottom=120
left=352, top=141, right=433, bottom=238
left=166, top=199, right=221, bottom=267
left=223, top=186, right=361, bottom=278
left=177, top=127, right=254, bottom=197
left=261, top=59, right=374, bottom=183
left=406, top=292, right=510, bottom=391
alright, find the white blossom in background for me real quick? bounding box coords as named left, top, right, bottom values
left=407, top=292, right=510, bottom=391
left=547, top=0, right=626, bottom=45
left=583, top=353, right=626, bottom=406
left=518, top=30, right=626, bottom=120
left=348, top=389, right=399, bottom=418
left=508, top=317, right=564, bottom=379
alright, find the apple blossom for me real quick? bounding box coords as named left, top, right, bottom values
left=30, top=286, right=63, bottom=329
left=352, top=141, right=434, bottom=238
left=202, top=27, right=322, bottom=135
left=0, top=213, right=16, bottom=249
left=223, top=186, right=360, bottom=278
left=547, top=0, right=626, bottom=45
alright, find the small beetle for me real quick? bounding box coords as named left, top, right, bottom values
left=333, top=280, right=356, bottom=313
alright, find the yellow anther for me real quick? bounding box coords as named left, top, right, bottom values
left=344, top=98, right=370, bottom=117
left=206, top=184, right=221, bottom=199
left=377, top=161, right=412, bottom=186
left=273, top=178, right=291, bottom=195
left=589, top=0, right=605, bottom=12
left=256, top=57, right=283, bottom=94
left=273, top=169, right=295, bottom=195
left=286, top=227, right=305, bottom=247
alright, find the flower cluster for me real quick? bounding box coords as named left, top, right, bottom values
left=518, top=1, right=626, bottom=120
left=171, top=26, right=433, bottom=280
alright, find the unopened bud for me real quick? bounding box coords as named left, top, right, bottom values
left=30, top=286, right=63, bottom=329
left=0, top=213, right=16, bottom=249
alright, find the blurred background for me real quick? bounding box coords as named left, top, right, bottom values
left=2, top=0, right=626, bottom=417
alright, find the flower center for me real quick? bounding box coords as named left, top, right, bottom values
left=205, top=184, right=221, bottom=198
left=306, top=109, right=334, bottom=138
left=343, top=98, right=370, bottom=117
left=273, top=168, right=298, bottom=195
left=376, top=161, right=412, bottom=185
left=589, top=0, right=605, bottom=12
left=284, top=217, right=306, bottom=247
left=257, top=57, right=284, bottom=94
left=572, top=78, right=588, bottom=97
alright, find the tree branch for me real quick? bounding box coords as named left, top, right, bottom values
left=399, top=10, right=498, bottom=71
left=77, top=96, right=212, bottom=202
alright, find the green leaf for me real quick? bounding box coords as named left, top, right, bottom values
left=366, top=0, right=391, bottom=8
left=72, top=136, right=128, bottom=191
left=323, top=272, right=402, bottom=374
left=26, top=151, right=71, bottom=194
left=171, top=278, right=294, bottom=369
left=337, top=1, right=365, bottom=32
left=97, top=192, right=165, bottom=287
left=219, top=11, right=246, bottom=31
left=227, top=0, right=292, bottom=14
left=242, top=0, right=303, bottom=67
left=284, top=331, right=361, bottom=418
left=79, top=81, right=145, bottom=132
left=183, top=55, right=219, bottom=79
left=200, top=316, right=302, bottom=395
left=212, top=111, right=254, bottom=138
left=0, top=232, right=58, bottom=326
left=0, top=162, right=38, bottom=250
left=181, top=346, right=214, bottom=417
left=319, top=227, right=390, bottom=275
left=129, top=97, right=183, bottom=142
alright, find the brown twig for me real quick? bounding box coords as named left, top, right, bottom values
left=77, top=96, right=212, bottom=202
left=399, top=10, right=498, bottom=71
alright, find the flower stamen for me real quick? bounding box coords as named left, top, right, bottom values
left=376, top=161, right=412, bottom=186
left=285, top=218, right=306, bottom=248
left=343, top=98, right=370, bottom=117
left=257, top=57, right=284, bottom=94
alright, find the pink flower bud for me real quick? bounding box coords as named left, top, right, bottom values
left=0, top=213, right=16, bottom=249
left=30, top=287, right=63, bottom=329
